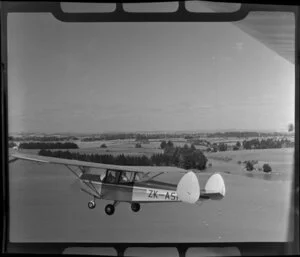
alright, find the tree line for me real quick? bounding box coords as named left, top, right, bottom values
left=81, top=133, right=176, bottom=141
left=242, top=138, right=294, bottom=150
left=162, top=144, right=207, bottom=170
left=205, top=138, right=294, bottom=152
left=187, top=139, right=211, bottom=146
left=19, top=142, right=79, bottom=149
left=206, top=131, right=290, bottom=138
left=206, top=142, right=229, bottom=152
left=9, top=136, right=79, bottom=141
left=38, top=143, right=208, bottom=170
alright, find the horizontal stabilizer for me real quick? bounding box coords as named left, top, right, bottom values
left=176, top=171, right=200, bottom=204
left=203, top=173, right=226, bottom=200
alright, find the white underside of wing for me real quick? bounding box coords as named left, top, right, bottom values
left=10, top=153, right=188, bottom=174
left=11, top=153, right=50, bottom=163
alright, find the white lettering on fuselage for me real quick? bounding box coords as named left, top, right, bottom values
left=147, top=189, right=179, bottom=201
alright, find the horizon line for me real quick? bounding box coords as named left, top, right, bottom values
left=9, top=129, right=292, bottom=135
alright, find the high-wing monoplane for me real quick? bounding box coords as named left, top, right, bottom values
left=9, top=152, right=226, bottom=215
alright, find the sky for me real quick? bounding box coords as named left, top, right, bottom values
left=7, top=5, right=295, bottom=134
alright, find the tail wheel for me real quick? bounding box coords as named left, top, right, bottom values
left=88, top=201, right=96, bottom=209
left=131, top=203, right=141, bottom=212
left=105, top=204, right=115, bottom=215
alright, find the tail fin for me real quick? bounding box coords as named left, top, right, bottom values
left=203, top=173, right=226, bottom=200
left=176, top=171, right=200, bottom=204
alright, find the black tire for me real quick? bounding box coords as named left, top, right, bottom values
left=131, top=203, right=141, bottom=212
left=105, top=204, right=115, bottom=215
left=88, top=201, right=95, bottom=209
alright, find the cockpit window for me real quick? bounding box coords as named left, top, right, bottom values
left=105, top=170, right=119, bottom=184
left=134, top=173, right=143, bottom=182
left=119, top=171, right=134, bottom=183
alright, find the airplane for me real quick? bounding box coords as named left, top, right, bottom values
left=9, top=152, right=226, bottom=216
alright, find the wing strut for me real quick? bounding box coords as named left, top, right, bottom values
left=64, top=164, right=101, bottom=198
left=87, top=180, right=102, bottom=198
left=64, top=164, right=82, bottom=180
left=9, top=157, right=19, bottom=163
left=147, top=172, right=164, bottom=180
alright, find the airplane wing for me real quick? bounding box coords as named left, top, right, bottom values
left=10, top=152, right=226, bottom=204
left=201, top=2, right=295, bottom=64
left=9, top=152, right=188, bottom=175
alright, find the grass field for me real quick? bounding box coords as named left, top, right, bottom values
left=205, top=148, right=294, bottom=182
left=8, top=147, right=294, bottom=243
left=19, top=140, right=163, bottom=158
left=19, top=143, right=294, bottom=182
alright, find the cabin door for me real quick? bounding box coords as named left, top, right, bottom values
left=101, top=170, right=134, bottom=201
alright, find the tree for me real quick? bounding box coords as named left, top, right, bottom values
left=166, top=140, right=174, bottom=148
left=178, top=149, right=207, bottom=170
left=183, top=144, right=189, bottom=150
left=160, top=140, right=167, bottom=149
left=100, top=143, right=107, bottom=148
left=164, top=145, right=176, bottom=156
left=245, top=161, right=254, bottom=171
left=211, top=143, right=218, bottom=152
left=236, top=141, right=241, bottom=148
left=190, top=144, right=196, bottom=151
left=19, top=142, right=78, bottom=149
left=218, top=143, right=228, bottom=151
left=263, top=163, right=272, bottom=173
left=182, top=155, right=193, bottom=170
left=135, top=143, right=142, bottom=148
left=193, top=150, right=208, bottom=170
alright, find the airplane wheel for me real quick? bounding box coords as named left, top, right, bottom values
left=88, top=201, right=96, bottom=209
left=105, top=204, right=115, bottom=215
left=131, top=203, right=140, bottom=212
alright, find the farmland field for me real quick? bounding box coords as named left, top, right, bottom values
left=205, top=148, right=294, bottom=182
left=9, top=145, right=294, bottom=243
left=18, top=140, right=163, bottom=157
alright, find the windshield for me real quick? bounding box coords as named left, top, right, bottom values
left=7, top=2, right=295, bottom=244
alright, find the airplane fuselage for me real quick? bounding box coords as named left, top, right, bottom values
left=80, top=179, right=181, bottom=203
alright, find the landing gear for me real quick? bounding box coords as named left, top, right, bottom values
left=131, top=203, right=141, bottom=212
left=88, top=200, right=96, bottom=209
left=105, top=204, right=115, bottom=215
